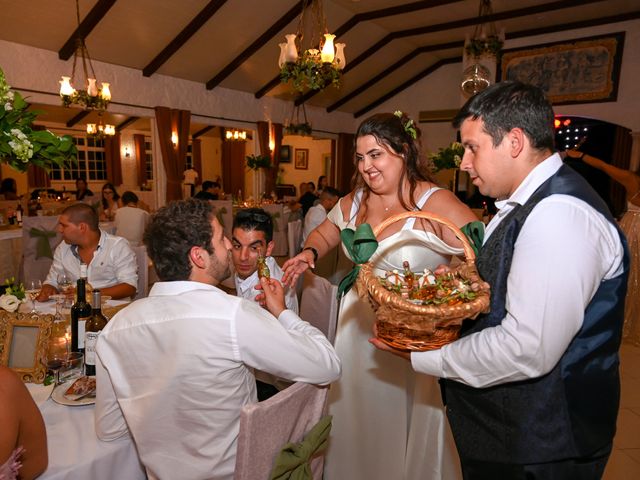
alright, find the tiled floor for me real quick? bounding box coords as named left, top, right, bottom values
left=603, top=343, right=640, bottom=479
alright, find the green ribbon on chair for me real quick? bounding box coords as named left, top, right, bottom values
left=270, top=212, right=281, bottom=232
left=270, top=415, right=333, bottom=480
left=29, top=227, right=57, bottom=259
left=337, top=223, right=378, bottom=298
left=215, top=207, right=228, bottom=228
left=460, top=220, right=485, bottom=257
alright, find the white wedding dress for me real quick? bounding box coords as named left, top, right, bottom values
left=324, top=189, right=463, bottom=480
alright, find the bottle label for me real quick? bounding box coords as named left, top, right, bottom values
left=85, top=331, right=101, bottom=366
left=78, top=317, right=89, bottom=349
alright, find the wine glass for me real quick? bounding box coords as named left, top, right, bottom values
left=57, top=273, right=73, bottom=308
left=26, top=280, right=42, bottom=313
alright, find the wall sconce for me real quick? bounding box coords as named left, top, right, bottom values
left=171, top=132, right=178, bottom=146
left=124, top=146, right=131, bottom=158
left=268, top=139, right=275, bottom=152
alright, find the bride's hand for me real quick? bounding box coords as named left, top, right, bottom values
left=281, top=249, right=315, bottom=288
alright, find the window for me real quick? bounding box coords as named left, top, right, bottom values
left=49, top=136, right=107, bottom=181
left=185, top=142, right=193, bottom=169
left=144, top=137, right=154, bottom=181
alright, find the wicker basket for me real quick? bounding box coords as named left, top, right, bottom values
left=356, top=211, right=490, bottom=352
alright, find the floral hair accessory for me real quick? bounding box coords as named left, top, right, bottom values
left=393, top=110, right=417, bottom=140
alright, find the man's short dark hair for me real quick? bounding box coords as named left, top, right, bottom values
left=307, top=182, right=316, bottom=191
left=321, top=187, right=341, bottom=199
left=202, top=180, right=214, bottom=191
left=144, top=199, right=215, bottom=281
left=122, top=191, right=139, bottom=205
left=232, top=208, right=273, bottom=244
left=63, top=203, right=99, bottom=231
left=453, top=81, right=555, bottom=152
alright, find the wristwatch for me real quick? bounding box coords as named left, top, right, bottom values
left=302, top=246, right=319, bottom=263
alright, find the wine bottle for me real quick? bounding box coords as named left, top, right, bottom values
left=70, top=279, right=92, bottom=354
left=84, top=289, right=108, bottom=376
left=15, top=203, right=23, bottom=226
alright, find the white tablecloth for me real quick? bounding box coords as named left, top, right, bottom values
left=37, top=397, right=146, bottom=480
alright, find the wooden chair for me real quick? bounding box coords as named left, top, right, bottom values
left=300, top=271, right=338, bottom=344
left=131, top=245, right=149, bottom=300
left=287, top=219, right=302, bottom=259
left=234, top=382, right=330, bottom=480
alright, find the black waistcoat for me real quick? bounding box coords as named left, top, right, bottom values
left=443, top=165, right=629, bottom=464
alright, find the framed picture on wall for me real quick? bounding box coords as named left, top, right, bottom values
left=294, top=148, right=309, bottom=170
left=280, top=145, right=291, bottom=163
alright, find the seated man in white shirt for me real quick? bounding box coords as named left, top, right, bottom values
left=232, top=208, right=298, bottom=313
left=114, top=191, right=150, bottom=246
left=38, top=203, right=137, bottom=301
left=302, top=187, right=340, bottom=246
left=94, top=198, right=340, bottom=480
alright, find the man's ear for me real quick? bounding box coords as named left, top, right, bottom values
left=265, top=240, right=275, bottom=257
left=189, top=246, right=206, bottom=270
left=507, top=128, right=526, bottom=158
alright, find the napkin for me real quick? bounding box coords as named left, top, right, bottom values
left=26, top=382, right=54, bottom=408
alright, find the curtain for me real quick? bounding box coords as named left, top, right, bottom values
left=221, top=140, right=246, bottom=199
left=192, top=138, right=202, bottom=186
left=336, top=133, right=355, bottom=194
left=103, top=133, right=123, bottom=185
left=27, top=165, right=50, bottom=189
left=610, top=124, right=633, bottom=217
left=257, top=121, right=270, bottom=159
left=265, top=123, right=283, bottom=195
left=154, top=106, right=190, bottom=201
left=134, top=134, right=146, bottom=187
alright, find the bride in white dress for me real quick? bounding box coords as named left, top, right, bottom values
left=283, top=112, right=478, bottom=479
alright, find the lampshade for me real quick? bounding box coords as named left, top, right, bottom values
left=461, top=64, right=491, bottom=97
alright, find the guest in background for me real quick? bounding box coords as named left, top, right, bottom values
left=0, top=366, right=47, bottom=480
left=0, top=178, right=19, bottom=200
left=289, top=181, right=318, bottom=218
left=317, top=175, right=329, bottom=195
left=38, top=203, right=137, bottom=301
left=302, top=187, right=340, bottom=246
left=193, top=181, right=220, bottom=201
left=94, top=198, right=340, bottom=480
left=115, top=191, right=150, bottom=247
left=100, top=182, right=121, bottom=221
left=566, top=147, right=640, bottom=345
left=182, top=167, right=199, bottom=198
left=231, top=208, right=298, bottom=313
left=74, top=176, right=93, bottom=201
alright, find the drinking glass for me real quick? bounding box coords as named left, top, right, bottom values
left=26, top=280, right=42, bottom=313
left=57, top=273, right=73, bottom=308
left=47, top=317, right=69, bottom=385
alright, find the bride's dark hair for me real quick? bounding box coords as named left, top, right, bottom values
left=351, top=112, right=433, bottom=223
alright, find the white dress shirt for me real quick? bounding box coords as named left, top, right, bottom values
left=234, top=256, right=298, bottom=314
left=302, top=203, right=327, bottom=246
left=412, top=154, right=625, bottom=388
left=44, top=230, right=138, bottom=290
left=115, top=206, right=150, bottom=246
left=95, top=281, right=340, bottom=480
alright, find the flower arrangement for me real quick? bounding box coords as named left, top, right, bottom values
left=0, top=277, right=25, bottom=312
left=284, top=122, right=313, bottom=136
left=465, top=35, right=503, bottom=59
left=428, top=142, right=465, bottom=172
left=246, top=154, right=272, bottom=170
left=0, top=67, right=77, bottom=173
left=280, top=49, right=342, bottom=92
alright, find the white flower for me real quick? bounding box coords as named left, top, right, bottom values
left=0, top=294, right=20, bottom=312
left=4, top=101, right=12, bottom=111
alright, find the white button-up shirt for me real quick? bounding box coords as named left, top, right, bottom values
left=95, top=281, right=340, bottom=480
left=412, top=154, right=625, bottom=387
left=44, top=230, right=138, bottom=290
left=234, top=256, right=298, bottom=314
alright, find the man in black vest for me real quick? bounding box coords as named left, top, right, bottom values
left=371, top=82, right=629, bottom=479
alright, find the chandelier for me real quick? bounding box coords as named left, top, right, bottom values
left=279, top=0, right=345, bottom=93
left=59, top=0, right=111, bottom=112
left=86, top=116, right=115, bottom=138
left=461, top=0, right=504, bottom=97
left=225, top=129, right=247, bottom=141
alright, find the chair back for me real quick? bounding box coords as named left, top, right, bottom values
left=300, top=272, right=338, bottom=344
left=211, top=200, right=233, bottom=239
left=131, top=245, right=149, bottom=300
left=234, top=382, right=329, bottom=480
left=287, top=220, right=303, bottom=259
left=21, top=215, right=62, bottom=285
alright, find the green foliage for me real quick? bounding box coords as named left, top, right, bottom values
left=60, top=89, right=109, bottom=111
left=284, top=123, right=312, bottom=136
left=429, top=142, right=465, bottom=172
left=4, top=277, right=25, bottom=301
left=465, top=35, right=503, bottom=59
left=246, top=154, right=272, bottom=170
left=0, top=67, right=77, bottom=172
left=280, top=50, right=342, bottom=92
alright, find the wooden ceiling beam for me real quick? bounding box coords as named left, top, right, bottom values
left=295, top=0, right=601, bottom=107
left=143, top=0, right=228, bottom=77
left=347, top=10, right=640, bottom=116
left=66, top=110, right=91, bottom=128
left=193, top=125, right=216, bottom=139
left=116, top=116, right=140, bottom=131
left=206, top=1, right=305, bottom=90
left=253, top=0, right=461, bottom=99
left=59, top=0, right=117, bottom=60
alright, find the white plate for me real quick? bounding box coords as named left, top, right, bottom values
left=51, top=379, right=96, bottom=406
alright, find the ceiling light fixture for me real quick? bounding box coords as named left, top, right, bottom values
left=279, top=0, right=345, bottom=93
left=225, top=129, right=247, bottom=141
left=59, top=0, right=112, bottom=112
left=86, top=116, right=115, bottom=138
left=461, top=0, right=504, bottom=97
